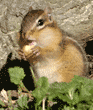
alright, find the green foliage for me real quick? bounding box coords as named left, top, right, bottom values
left=13, top=108, right=20, bottom=110
left=32, top=75, right=93, bottom=109
left=8, top=67, right=25, bottom=85
left=32, top=77, right=49, bottom=106
left=6, top=67, right=93, bottom=109
left=0, top=108, right=4, bottom=110
left=17, top=95, right=29, bottom=109
left=0, top=100, right=5, bottom=107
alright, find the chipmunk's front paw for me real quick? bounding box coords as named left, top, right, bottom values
left=18, top=49, right=27, bottom=61
left=22, top=41, right=40, bottom=59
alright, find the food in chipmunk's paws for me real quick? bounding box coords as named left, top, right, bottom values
left=22, top=41, right=40, bottom=58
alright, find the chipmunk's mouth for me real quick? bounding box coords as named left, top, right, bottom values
left=28, top=40, right=40, bottom=57
left=29, top=40, right=37, bottom=46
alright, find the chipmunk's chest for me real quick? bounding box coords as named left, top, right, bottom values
left=33, top=59, right=62, bottom=84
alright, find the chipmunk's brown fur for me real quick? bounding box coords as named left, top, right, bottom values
left=17, top=7, right=89, bottom=83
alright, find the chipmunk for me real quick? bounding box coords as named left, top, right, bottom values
left=17, top=7, right=89, bottom=83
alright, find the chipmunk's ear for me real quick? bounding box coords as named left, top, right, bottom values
left=44, top=7, right=52, bottom=14
left=29, top=6, right=33, bottom=11
left=44, top=7, right=53, bottom=21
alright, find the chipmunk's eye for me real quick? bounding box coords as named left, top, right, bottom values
left=37, top=19, right=44, bottom=26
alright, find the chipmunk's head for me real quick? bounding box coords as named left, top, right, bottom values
left=19, top=7, right=62, bottom=55
left=21, top=7, right=53, bottom=38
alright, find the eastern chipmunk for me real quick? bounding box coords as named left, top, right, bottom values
left=17, top=7, right=89, bottom=83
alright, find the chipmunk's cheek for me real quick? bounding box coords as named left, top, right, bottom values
left=37, top=38, right=51, bottom=48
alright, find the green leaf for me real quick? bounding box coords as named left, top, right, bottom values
left=32, top=77, right=49, bottom=105
left=35, top=76, right=49, bottom=89
left=0, top=108, right=4, bottom=110
left=63, top=105, right=75, bottom=110
left=17, top=95, right=29, bottom=109
left=89, top=104, right=93, bottom=110
left=13, top=108, right=20, bottom=110
left=0, top=100, right=5, bottom=106
left=8, top=67, right=25, bottom=85
left=77, top=103, right=90, bottom=110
